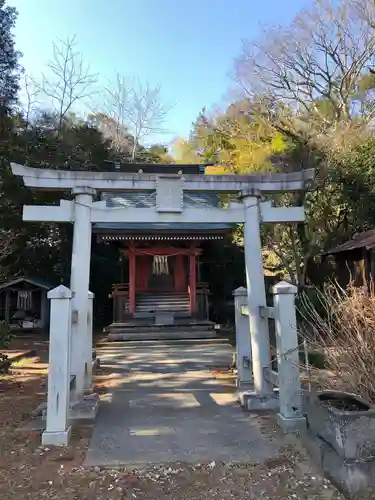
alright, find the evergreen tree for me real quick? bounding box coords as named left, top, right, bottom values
left=0, top=0, right=21, bottom=113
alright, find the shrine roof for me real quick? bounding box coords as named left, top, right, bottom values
left=101, top=191, right=221, bottom=209
left=324, top=229, right=375, bottom=255
left=0, top=277, right=54, bottom=291
left=93, top=190, right=234, bottom=236
left=94, top=222, right=233, bottom=231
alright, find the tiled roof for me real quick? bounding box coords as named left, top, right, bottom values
left=94, top=191, right=232, bottom=232
left=102, top=191, right=221, bottom=209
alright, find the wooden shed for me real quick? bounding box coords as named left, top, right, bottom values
left=324, top=230, right=375, bottom=289
left=0, top=277, right=53, bottom=331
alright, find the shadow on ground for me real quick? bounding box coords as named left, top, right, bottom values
left=86, top=342, right=279, bottom=467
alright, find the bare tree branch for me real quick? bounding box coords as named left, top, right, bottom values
left=21, top=74, right=40, bottom=132
left=234, top=0, right=375, bottom=130
left=99, top=74, right=171, bottom=160
left=39, top=36, right=98, bottom=131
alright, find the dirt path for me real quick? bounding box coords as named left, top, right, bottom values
left=0, top=339, right=345, bottom=499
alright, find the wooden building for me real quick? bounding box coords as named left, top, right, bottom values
left=0, top=277, right=52, bottom=330
left=324, top=230, right=375, bottom=289
left=93, top=163, right=235, bottom=338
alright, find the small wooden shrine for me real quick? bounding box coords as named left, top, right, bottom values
left=0, top=277, right=52, bottom=330
left=93, top=163, right=234, bottom=326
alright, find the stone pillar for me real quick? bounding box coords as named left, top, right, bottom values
left=70, top=186, right=95, bottom=402
left=233, top=287, right=252, bottom=387
left=84, top=291, right=94, bottom=391
left=273, top=281, right=306, bottom=432
left=42, top=285, right=72, bottom=446
left=242, top=193, right=273, bottom=396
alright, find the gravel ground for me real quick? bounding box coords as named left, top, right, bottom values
left=0, top=340, right=346, bottom=499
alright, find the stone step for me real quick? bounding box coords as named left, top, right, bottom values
left=137, top=297, right=189, bottom=301
left=136, top=298, right=189, bottom=305
left=136, top=307, right=190, bottom=313
left=137, top=297, right=189, bottom=304
left=106, top=319, right=214, bottom=328
left=136, top=299, right=189, bottom=304
left=133, top=311, right=191, bottom=319
left=136, top=293, right=189, bottom=299
left=137, top=294, right=189, bottom=298
left=107, top=330, right=217, bottom=342
left=97, top=337, right=229, bottom=348
left=106, top=322, right=215, bottom=332
left=137, top=293, right=189, bottom=297
left=107, top=328, right=214, bottom=336
left=107, top=326, right=215, bottom=334
left=136, top=295, right=190, bottom=312
left=136, top=293, right=189, bottom=300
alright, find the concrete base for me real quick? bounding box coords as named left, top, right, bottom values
left=42, top=393, right=100, bottom=421
left=108, top=330, right=216, bottom=341
left=155, top=312, right=174, bottom=325
left=239, top=389, right=279, bottom=411
left=301, top=430, right=375, bottom=498
left=92, top=357, right=100, bottom=369
left=277, top=412, right=306, bottom=433
left=98, top=338, right=229, bottom=348
left=236, top=380, right=253, bottom=391
left=69, top=393, right=100, bottom=420
left=42, top=426, right=72, bottom=446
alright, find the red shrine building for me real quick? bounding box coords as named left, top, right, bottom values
left=93, top=163, right=234, bottom=340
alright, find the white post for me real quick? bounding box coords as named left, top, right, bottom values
left=233, top=287, right=252, bottom=387
left=70, top=187, right=95, bottom=401
left=273, top=281, right=306, bottom=432
left=42, top=285, right=72, bottom=446
left=242, top=193, right=273, bottom=396
left=85, top=291, right=94, bottom=391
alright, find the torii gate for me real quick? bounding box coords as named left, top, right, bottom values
left=11, top=163, right=314, bottom=410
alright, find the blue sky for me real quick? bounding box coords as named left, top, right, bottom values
left=8, top=0, right=309, bottom=145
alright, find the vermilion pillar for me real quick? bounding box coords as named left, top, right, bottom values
left=175, top=254, right=186, bottom=291
left=189, top=251, right=197, bottom=315
left=129, top=247, right=136, bottom=314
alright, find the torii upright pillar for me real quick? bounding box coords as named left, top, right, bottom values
left=70, top=187, right=95, bottom=401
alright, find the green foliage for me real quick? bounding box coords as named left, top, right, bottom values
left=0, top=0, right=21, bottom=111
left=0, top=320, right=11, bottom=349
left=298, top=350, right=326, bottom=370
left=3, top=0, right=375, bottom=329
left=174, top=102, right=288, bottom=173
left=0, top=353, right=10, bottom=374
left=0, top=320, right=12, bottom=374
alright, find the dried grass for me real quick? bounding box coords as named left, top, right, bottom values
left=299, top=282, right=375, bottom=402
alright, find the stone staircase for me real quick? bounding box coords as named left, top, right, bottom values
left=135, top=292, right=190, bottom=316
left=105, top=321, right=217, bottom=342
left=106, top=292, right=216, bottom=341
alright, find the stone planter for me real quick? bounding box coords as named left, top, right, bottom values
left=306, top=390, right=375, bottom=460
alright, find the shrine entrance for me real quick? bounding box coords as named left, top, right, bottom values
left=11, top=161, right=313, bottom=446
left=93, top=165, right=231, bottom=327
left=148, top=265, right=174, bottom=291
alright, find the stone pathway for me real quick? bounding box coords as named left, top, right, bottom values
left=85, top=341, right=280, bottom=467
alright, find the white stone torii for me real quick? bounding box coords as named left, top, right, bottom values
left=11, top=163, right=314, bottom=407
